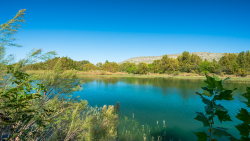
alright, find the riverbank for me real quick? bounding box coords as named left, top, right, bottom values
left=26, top=70, right=250, bottom=82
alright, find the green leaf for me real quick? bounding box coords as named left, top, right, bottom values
left=214, top=80, right=224, bottom=91
left=243, top=102, right=250, bottom=108
left=213, top=74, right=220, bottom=81
left=228, top=135, right=239, bottom=141
left=213, top=127, right=230, bottom=138
left=235, top=123, right=250, bottom=137
left=246, top=87, right=250, bottom=93
left=214, top=110, right=232, bottom=123
left=222, top=77, right=230, bottom=84
left=204, top=74, right=215, bottom=89
left=214, top=90, right=234, bottom=101
left=204, top=74, right=224, bottom=91
left=194, top=131, right=208, bottom=141
left=240, top=136, right=250, bottom=141
left=202, top=97, right=213, bottom=114
left=201, top=87, right=214, bottom=97
left=214, top=104, right=227, bottom=111
left=236, top=108, right=250, bottom=124
left=194, top=112, right=210, bottom=127
left=242, top=92, right=250, bottom=104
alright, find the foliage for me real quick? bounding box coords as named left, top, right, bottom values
left=119, top=115, right=175, bottom=141
left=126, top=66, right=138, bottom=74
left=44, top=101, right=119, bottom=141
left=199, top=62, right=211, bottom=73
left=159, top=55, right=179, bottom=73
left=25, top=56, right=89, bottom=71
left=0, top=69, right=49, bottom=140
left=0, top=10, right=120, bottom=141
left=119, top=62, right=136, bottom=72
left=137, top=62, right=149, bottom=74
left=0, top=9, right=26, bottom=48
left=173, top=71, right=179, bottom=76
left=194, top=74, right=237, bottom=141
left=83, top=63, right=96, bottom=71
left=234, top=86, right=250, bottom=140
left=151, top=60, right=161, bottom=73
left=102, top=61, right=119, bottom=73
left=96, top=62, right=103, bottom=69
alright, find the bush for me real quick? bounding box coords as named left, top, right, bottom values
left=137, top=62, right=149, bottom=74
left=167, top=71, right=173, bottom=75
left=174, top=71, right=179, bottom=76
left=216, top=69, right=222, bottom=75
left=237, top=69, right=248, bottom=77
left=199, top=72, right=205, bottom=76
left=126, top=66, right=137, bottom=74
left=195, top=70, right=199, bottom=74
left=199, top=62, right=210, bottom=72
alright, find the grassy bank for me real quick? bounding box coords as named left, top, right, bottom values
left=26, top=70, right=250, bottom=82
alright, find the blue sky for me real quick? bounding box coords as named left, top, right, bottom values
left=1, top=0, right=250, bottom=64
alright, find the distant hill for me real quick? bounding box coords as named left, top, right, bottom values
left=119, top=52, right=227, bottom=65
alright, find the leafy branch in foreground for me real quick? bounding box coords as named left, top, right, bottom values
left=0, top=67, right=50, bottom=140
left=234, top=87, right=250, bottom=140
left=194, top=74, right=237, bottom=141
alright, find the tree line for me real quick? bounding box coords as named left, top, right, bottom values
left=25, top=51, right=250, bottom=76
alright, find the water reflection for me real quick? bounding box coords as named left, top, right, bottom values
left=74, top=76, right=249, bottom=141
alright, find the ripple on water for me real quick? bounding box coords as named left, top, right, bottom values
left=74, top=77, right=247, bottom=140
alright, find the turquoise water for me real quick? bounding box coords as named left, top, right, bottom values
left=74, top=76, right=249, bottom=141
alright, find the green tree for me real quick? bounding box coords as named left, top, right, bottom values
left=126, top=66, right=138, bottom=74
left=102, top=61, right=119, bottom=72
left=177, top=51, right=192, bottom=72
left=151, top=60, right=160, bottom=73
left=83, top=63, right=96, bottom=71
left=137, top=62, right=149, bottom=74
left=160, top=55, right=170, bottom=73
left=119, top=62, right=136, bottom=72
left=96, top=62, right=103, bottom=69
left=199, top=61, right=210, bottom=72
left=219, top=53, right=239, bottom=74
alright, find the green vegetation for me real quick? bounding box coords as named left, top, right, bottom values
left=0, top=9, right=119, bottom=141
left=25, top=50, right=250, bottom=77
left=118, top=115, right=175, bottom=141
left=195, top=73, right=250, bottom=140
left=2, top=9, right=250, bottom=141
left=102, top=60, right=119, bottom=73
left=25, top=56, right=90, bottom=70
left=235, top=87, right=250, bottom=140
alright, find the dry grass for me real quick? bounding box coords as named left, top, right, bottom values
left=26, top=70, right=250, bottom=82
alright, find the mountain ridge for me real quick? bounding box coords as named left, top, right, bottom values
left=118, top=52, right=229, bottom=65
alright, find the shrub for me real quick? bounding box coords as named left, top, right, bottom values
left=195, top=70, right=200, bottom=74
left=126, top=66, right=138, bottom=74
left=137, top=62, right=149, bottom=74
left=216, top=69, right=222, bottom=75
left=199, top=62, right=210, bottom=72
left=173, top=71, right=179, bottom=76
left=199, top=72, right=205, bottom=76
left=237, top=69, right=248, bottom=77
left=167, top=71, right=173, bottom=75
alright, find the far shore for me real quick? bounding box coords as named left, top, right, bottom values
left=26, top=70, right=250, bottom=82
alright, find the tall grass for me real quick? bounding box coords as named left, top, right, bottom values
left=118, top=114, right=177, bottom=141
